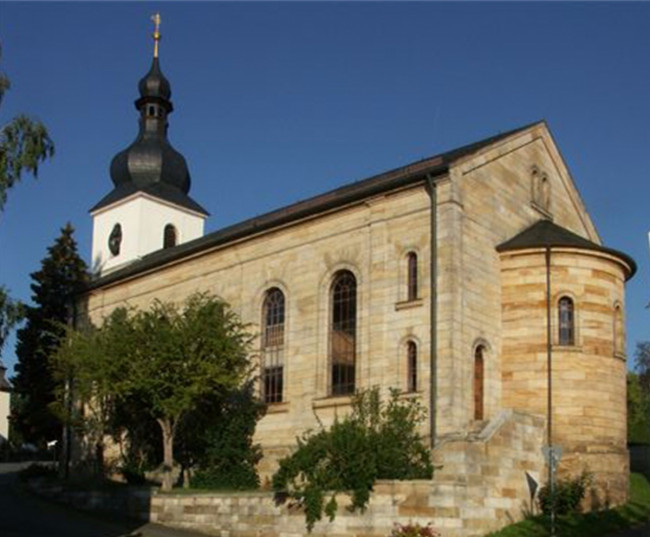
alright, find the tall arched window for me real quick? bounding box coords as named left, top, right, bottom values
left=330, top=270, right=357, bottom=396
left=163, top=224, right=177, bottom=249
left=558, top=296, right=575, bottom=346
left=614, top=304, right=624, bottom=356
left=407, top=341, right=417, bottom=392
left=407, top=252, right=418, bottom=301
left=474, top=345, right=485, bottom=420
left=262, top=288, right=285, bottom=403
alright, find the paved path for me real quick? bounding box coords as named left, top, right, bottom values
left=0, top=463, right=208, bottom=537
left=606, top=525, right=650, bottom=537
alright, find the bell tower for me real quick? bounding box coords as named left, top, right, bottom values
left=90, top=14, right=208, bottom=275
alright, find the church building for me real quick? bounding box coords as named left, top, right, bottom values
left=80, top=21, right=636, bottom=533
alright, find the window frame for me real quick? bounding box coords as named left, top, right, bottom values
left=329, top=270, right=357, bottom=397
left=261, top=287, right=285, bottom=404
left=163, top=224, right=178, bottom=249
left=406, top=340, right=418, bottom=393
left=558, top=296, right=575, bottom=346
left=473, top=344, right=485, bottom=421
left=407, top=252, right=419, bottom=302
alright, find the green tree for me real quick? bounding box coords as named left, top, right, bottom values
left=12, top=223, right=88, bottom=446
left=629, top=342, right=650, bottom=445
left=0, top=43, right=54, bottom=212
left=56, top=293, right=254, bottom=491
left=0, top=41, right=54, bottom=393
left=179, top=380, right=266, bottom=490
left=0, top=286, right=23, bottom=355
left=635, top=341, right=650, bottom=391
left=628, top=372, right=650, bottom=444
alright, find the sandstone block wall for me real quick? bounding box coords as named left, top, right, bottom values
left=85, top=184, right=434, bottom=478
left=500, top=248, right=630, bottom=506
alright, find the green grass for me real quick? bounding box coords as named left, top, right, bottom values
left=485, top=473, right=650, bottom=537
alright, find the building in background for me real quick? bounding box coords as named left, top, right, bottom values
left=0, top=362, right=11, bottom=443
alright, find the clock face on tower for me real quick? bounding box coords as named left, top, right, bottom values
left=108, top=223, right=122, bottom=256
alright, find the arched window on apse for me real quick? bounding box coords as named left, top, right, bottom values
left=474, top=345, right=485, bottom=421
left=614, top=304, right=624, bottom=356
left=558, top=296, right=575, bottom=346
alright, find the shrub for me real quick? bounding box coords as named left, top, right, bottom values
left=390, top=522, right=441, bottom=537
left=188, top=381, right=266, bottom=490
left=273, top=387, right=433, bottom=531
left=538, top=471, right=591, bottom=515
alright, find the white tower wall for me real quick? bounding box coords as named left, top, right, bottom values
left=91, top=193, right=205, bottom=275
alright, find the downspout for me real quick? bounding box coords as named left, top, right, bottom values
left=425, top=174, right=438, bottom=449
left=545, top=246, right=553, bottom=456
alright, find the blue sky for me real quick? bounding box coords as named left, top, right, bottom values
left=1, top=2, right=649, bottom=376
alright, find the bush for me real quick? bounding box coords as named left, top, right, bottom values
left=187, top=381, right=266, bottom=490
left=390, top=522, right=441, bottom=537
left=538, top=471, right=591, bottom=515
left=273, top=387, right=433, bottom=531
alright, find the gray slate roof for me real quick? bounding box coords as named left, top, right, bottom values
left=497, top=219, right=636, bottom=279
left=88, top=121, right=543, bottom=290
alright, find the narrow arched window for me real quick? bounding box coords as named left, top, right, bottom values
left=614, top=304, right=624, bottom=355
left=407, top=341, right=417, bottom=392
left=163, top=224, right=177, bottom=249
left=407, top=252, right=418, bottom=301
left=558, top=297, right=575, bottom=346
left=262, top=288, right=285, bottom=403
left=474, top=345, right=485, bottom=420
left=330, top=270, right=357, bottom=396
left=541, top=175, right=550, bottom=210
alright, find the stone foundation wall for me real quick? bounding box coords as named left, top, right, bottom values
left=32, top=410, right=546, bottom=537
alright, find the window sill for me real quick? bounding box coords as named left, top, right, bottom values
left=312, top=395, right=353, bottom=410
left=265, top=402, right=290, bottom=414
left=395, top=298, right=424, bottom=311
left=398, top=390, right=422, bottom=400
left=552, top=344, right=582, bottom=352
left=531, top=201, right=553, bottom=220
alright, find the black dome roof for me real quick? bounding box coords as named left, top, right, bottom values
left=92, top=55, right=208, bottom=216
left=110, top=135, right=191, bottom=194
left=137, top=57, right=171, bottom=102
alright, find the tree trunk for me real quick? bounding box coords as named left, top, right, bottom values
left=157, top=418, right=175, bottom=491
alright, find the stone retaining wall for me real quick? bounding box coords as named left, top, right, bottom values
left=30, top=409, right=546, bottom=537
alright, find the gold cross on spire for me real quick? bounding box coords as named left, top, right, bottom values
left=151, top=13, right=162, bottom=58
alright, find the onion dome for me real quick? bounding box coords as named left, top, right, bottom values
left=91, top=15, right=207, bottom=216
left=137, top=57, right=172, bottom=103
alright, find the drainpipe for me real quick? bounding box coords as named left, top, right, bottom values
left=545, top=246, right=553, bottom=456
left=545, top=245, right=556, bottom=536
left=425, top=174, right=438, bottom=449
